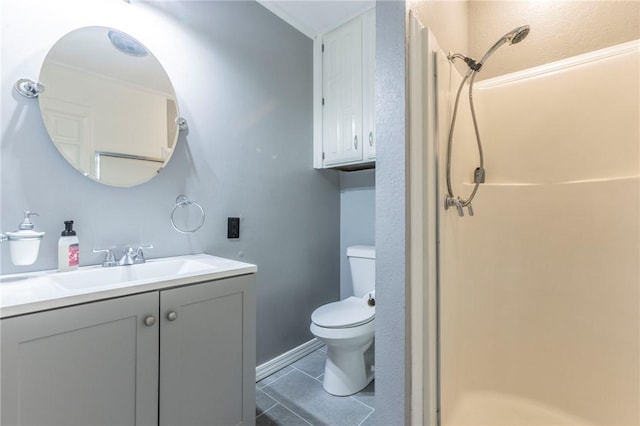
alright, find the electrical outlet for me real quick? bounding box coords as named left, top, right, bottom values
left=227, top=217, right=240, bottom=239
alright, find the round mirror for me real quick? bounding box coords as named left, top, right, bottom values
left=38, top=26, right=180, bottom=187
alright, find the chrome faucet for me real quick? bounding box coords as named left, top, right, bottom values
left=119, top=245, right=154, bottom=265
left=94, top=244, right=153, bottom=267
left=119, top=247, right=137, bottom=266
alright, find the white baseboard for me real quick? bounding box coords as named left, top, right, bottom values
left=256, top=338, right=324, bottom=382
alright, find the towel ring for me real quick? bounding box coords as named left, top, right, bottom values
left=170, top=195, right=205, bottom=234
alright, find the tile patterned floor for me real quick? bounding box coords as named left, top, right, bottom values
left=256, top=347, right=375, bottom=426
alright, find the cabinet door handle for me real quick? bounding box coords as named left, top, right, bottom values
left=143, top=315, right=156, bottom=327
left=167, top=311, right=178, bottom=321
left=354, top=135, right=358, bottom=150
left=369, top=131, right=373, bottom=147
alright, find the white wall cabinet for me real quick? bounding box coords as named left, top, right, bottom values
left=0, top=274, right=256, bottom=426
left=315, top=8, right=375, bottom=170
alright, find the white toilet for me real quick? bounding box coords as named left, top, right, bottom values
left=310, top=245, right=375, bottom=396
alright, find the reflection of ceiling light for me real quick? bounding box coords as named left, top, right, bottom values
left=108, top=30, right=148, bottom=57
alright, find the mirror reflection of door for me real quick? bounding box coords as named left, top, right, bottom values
left=41, top=99, right=93, bottom=175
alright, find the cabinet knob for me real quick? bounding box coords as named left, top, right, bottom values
left=167, top=311, right=178, bottom=321
left=354, top=135, right=358, bottom=150
left=369, top=131, right=374, bottom=147
left=143, top=315, right=156, bottom=327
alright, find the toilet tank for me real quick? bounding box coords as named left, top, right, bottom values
left=347, top=245, right=375, bottom=297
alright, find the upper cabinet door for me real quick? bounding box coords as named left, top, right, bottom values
left=0, top=292, right=159, bottom=426
left=315, top=8, right=376, bottom=170
left=322, top=17, right=363, bottom=167
left=362, top=8, right=376, bottom=161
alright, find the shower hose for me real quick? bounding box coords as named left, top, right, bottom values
left=445, top=61, right=485, bottom=215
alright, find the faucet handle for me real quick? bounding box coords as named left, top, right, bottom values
left=134, top=244, right=154, bottom=264
left=93, top=248, right=117, bottom=267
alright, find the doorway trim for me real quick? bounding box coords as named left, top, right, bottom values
left=407, top=11, right=440, bottom=426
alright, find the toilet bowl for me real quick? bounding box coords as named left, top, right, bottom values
left=310, top=245, right=375, bottom=396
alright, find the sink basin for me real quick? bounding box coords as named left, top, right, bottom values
left=52, top=259, right=214, bottom=291
left=1, top=254, right=257, bottom=319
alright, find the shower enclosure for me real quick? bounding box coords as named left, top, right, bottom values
left=408, top=13, right=639, bottom=426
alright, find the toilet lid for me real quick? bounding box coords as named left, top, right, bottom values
left=311, top=297, right=375, bottom=328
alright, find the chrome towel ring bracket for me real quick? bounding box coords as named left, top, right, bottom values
left=170, top=195, right=205, bottom=234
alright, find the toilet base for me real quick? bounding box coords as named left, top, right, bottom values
left=323, top=340, right=374, bottom=396
left=310, top=320, right=375, bottom=396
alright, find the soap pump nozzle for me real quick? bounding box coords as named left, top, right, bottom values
left=18, top=211, right=39, bottom=230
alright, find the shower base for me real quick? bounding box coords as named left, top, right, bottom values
left=446, top=392, right=594, bottom=426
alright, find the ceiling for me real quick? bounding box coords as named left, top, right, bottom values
left=45, top=27, right=173, bottom=95
left=257, top=1, right=375, bottom=38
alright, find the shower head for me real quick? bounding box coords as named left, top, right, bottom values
left=477, top=25, right=530, bottom=68
left=508, top=25, right=530, bottom=45
left=448, top=25, right=530, bottom=74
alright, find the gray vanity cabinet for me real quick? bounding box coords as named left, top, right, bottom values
left=0, top=274, right=256, bottom=426
left=159, top=275, right=256, bottom=426
left=0, top=292, right=159, bottom=426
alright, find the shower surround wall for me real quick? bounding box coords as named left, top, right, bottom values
left=0, top=0, right=340, bottom=365
left=467, top=0, right=640, bottom=80
left=439, top=42, right=640, bottom=425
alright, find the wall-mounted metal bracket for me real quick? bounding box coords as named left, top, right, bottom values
left=176, top=117, right=188, bottom=131
left=15, top=78, right=45, bottom=98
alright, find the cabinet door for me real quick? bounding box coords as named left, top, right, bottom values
left=322, top=17, right=363, bottom=166
left=362, top=8, right=376, bottom=161
left=159, top=275, right=256, bottom=426
left=0, top=292, right=159, bottom=426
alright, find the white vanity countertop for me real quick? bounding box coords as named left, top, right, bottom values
left=0, top=254, right=257, bottom=319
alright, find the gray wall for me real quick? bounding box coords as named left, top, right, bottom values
left=375, top=0, right=408, bottom=424
left=339, top=170, right=375, bottom=299
left=0, top=0, right=340, bottom=365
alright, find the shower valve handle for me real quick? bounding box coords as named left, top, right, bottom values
left=445, top=196, right=465, bottom=217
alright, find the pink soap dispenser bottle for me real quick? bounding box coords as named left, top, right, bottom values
left=58, top=220, right=79, bottom=272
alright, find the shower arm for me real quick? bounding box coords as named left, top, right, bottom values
left=448, top=53, right=482, bottom=74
